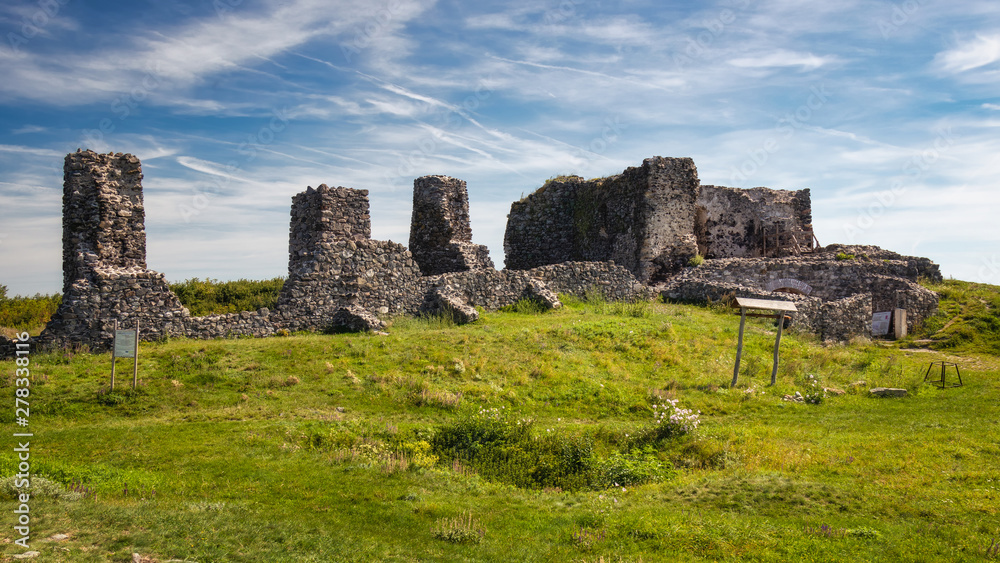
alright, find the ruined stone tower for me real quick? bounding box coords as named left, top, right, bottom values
left=40, top=150, right=189, bottom=349
left=275, top=184, right=423, bottom=331
left=409, top=175, right=494, bottom=276
left=504, top=157, right=701, bottom=283
left=61, top=151, right=147, bottom=291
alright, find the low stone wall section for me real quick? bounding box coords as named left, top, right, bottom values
left=524, top=261, right=647, bottom=301
left=39, top=269, right=191, bottom=351
left=660, top=278, right=874, bottom=342
left=274, top=239, right=423, bottom=332
left=185, top=309, right=276, bottom=339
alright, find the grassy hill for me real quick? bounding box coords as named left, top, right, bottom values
left=1, top=282, right=998, bottom=561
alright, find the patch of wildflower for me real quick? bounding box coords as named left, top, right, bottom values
left=652, top=399, right=700, bottom=437
left=803, top=374, right=826, bottom=405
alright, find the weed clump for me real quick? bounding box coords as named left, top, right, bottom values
left=431, top=512, right=485, bottom=544
left=0, top=476, right=82, bottom=501
left=431, top=406, right=680, bottom=491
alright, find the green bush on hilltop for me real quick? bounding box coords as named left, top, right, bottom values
left=0, top=283, right=62, bottom=334
left=168, top=277, right=285, bottom=316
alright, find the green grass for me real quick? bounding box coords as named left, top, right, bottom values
left=0, top=281, right=998, bottom=561
left=902, top=278, right=1000, bottom=355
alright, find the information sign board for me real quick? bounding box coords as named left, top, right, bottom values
left=872, top=312, right=891, bottom=336
left=114, top=329, right=137, bottom=358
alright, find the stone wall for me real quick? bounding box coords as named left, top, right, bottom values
left=525, top=261, right=647, bottom=302
left=39, top=151, right=193, bottom=351
left=660, top=245, right=939, bottom=341
left=504, top=157, right=701, bottom=283
left=695, top=185, right=812, bottom=258
left=61, top=151, right=147, bottom=292
left=15, top=150, right=944, bottom=354
left=409, top=175, right=494, bottom=276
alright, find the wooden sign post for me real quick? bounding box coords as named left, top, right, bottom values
left=731, top=297, right=798, bottom=387
left=111, top=319, right=140, bottom=391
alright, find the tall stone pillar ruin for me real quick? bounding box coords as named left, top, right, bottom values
left=409, top=175, right=494, bottom=276
left=274, top=184, right=423, bottom=331
left=40, top=150, right=189, bottom=349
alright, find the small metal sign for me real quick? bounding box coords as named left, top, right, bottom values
left=110, top=319, right=140, bottom=391
left=114, top=329, right=137, bottom=358
left=872, top=312, right=891, bottom=336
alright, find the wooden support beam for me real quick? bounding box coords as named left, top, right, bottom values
left=770, top=312, right=784, bottom=386
left=732, top=307, right=747, bottom=388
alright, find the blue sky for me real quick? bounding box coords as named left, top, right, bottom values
left=1, top=0, right=999, bottom=296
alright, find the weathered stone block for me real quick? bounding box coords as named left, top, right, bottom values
left=330, top=306, right=387, bottom=332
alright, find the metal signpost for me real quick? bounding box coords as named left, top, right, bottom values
left=111, top=319, right=140, bottom=391
left=731, top=297, right=798, bottom=387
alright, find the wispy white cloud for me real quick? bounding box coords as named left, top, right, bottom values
left=11, top=125, right=47, bottom=135
left=933, top=34, right=1000, bottom=74
left=0, top=144, right=62, bottom=158
left=0, top=0, right=435, bottom=108
left=728, top=50, right=838, bottom=71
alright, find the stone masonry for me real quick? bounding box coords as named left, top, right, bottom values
left=273, top=184, right=424, bottom=332
left=39, top=151, right=193, bottom=350
left=695, top=185, right=813, bottom=258
left=504, top=157, right=701, bottom=283
left=661, top=245, right=940, bottom=341
left=5, top=150, right=944, bottom=357
left=409, top=175, right=494, bottom=276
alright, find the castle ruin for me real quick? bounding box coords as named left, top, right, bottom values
left=1, top=149, right=941, bottom=357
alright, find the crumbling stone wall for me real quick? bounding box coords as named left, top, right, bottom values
left=525, top=262, right=647, bottom=302
left=61, top=151, right=147, bottom=292
left=695, top=185, right=812, bottom=258
left=22, top=151, right=943, bottom=353
left=661, top=245, right=939, bottom=341
left=504, top=157, right=701, bottom=283
left=409, top=175, right=494, bottom=275
left=39, top=151, right=193, bottom=350
left=275, top=184, right=424, bottom=332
